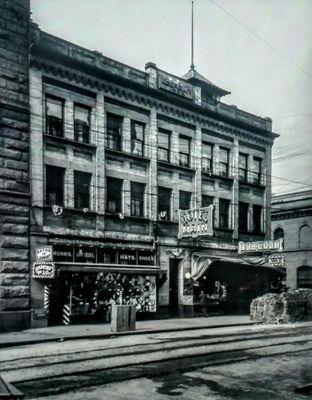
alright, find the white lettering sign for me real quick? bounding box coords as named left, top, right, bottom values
left=238, top=238, right=283, bottom=254
left=178, top=206, right=214, bottom=239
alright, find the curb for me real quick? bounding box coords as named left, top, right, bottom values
left=0, top=322, right=255, bottom=349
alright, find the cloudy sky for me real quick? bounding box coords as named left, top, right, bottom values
left=31, top=0, right=312, bottom=195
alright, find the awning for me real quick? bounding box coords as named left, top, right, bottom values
left=55, top=262, right=163, bottom=275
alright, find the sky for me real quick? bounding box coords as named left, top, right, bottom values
left=30, top=0, right=312, bottom=195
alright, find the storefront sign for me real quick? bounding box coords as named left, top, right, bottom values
left=36, top=246, right=53, bottom=261
left=32, top=261, right=55, bottom=279
left=269, top=254, right=285, bottom=268
left=197, top=241, right=237, bottom=251
left=238, top=238, right=283, bottom=254
left=119, top=250, right=137, bottom=265
left=138, top=252, right=155, bottom=265
left=158, top=71, right=193, bottom=100
left=104, top=231, right=153, bottom=243
left=178, top=206, right=214, bottom=238
left=75, top=247, right=96, bottom=263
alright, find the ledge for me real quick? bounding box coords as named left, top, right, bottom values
left=44, top=134, right=97, bottom=150
left=43, top=205, right=98, bottom=216
left=157, top=160, right=196, bottom=173
left=239, top=179, right=265, bottom=190
left=105, top=213, right=151, bottom=223
left=105, top=147, right=150, bottom=163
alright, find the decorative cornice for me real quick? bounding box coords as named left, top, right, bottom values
left=272, top=208, right=312, bottom=220
left=30, top=57, right=275, bottom=148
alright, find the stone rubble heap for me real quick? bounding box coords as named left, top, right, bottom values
left=250, top=289, right=312, bottom=324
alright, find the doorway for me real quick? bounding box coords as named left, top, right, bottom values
left=169, top=259, right=180, bottom=316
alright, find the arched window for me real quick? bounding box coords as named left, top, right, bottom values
left=297, top=266, right=312, bottom=289
left=299, top=225, right=311, bottom=249
left=273, top=227, right=284, bottom=241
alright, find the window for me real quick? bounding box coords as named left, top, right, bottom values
left=273, top=228, right=284, bottom=241
left=219, top=199, right=230, bottom=229
left=158, top=130, right=170, bottom=162
left=219, top=147, right=230, bottom=177
left=239, top=153, right=248, bottom=181
left=202, top=195, right=214, bottom=207
left=239, top=202, right=249, bottom=232
left=131, top=121, right=145, bottom=156
left=202, top=143, right=213, bottom=173
left=158, top=187, right=171, bottom=220
left=131, top=182, right=145, bottom=217
left=252, top=157, right=262, bottom=184
left=74, top=105, right=90, bottom=143
left=253, top=205, right=262, bottom=233
left=106, top=177, right=122, bottom=214
left=46, top=165, right=64, bottom=206
left=46, top=96, right=63, bottom=137
left=74, top=171, right=91, bottom=209
left=179, top=190, right=191, bottom=210
left=179, top=136, right=190, bottom=167
left=106, top=113, right=122, bottom=151
left=299, top=224, right=311, bottom=248
left=297, top=266, right=312, bottom=289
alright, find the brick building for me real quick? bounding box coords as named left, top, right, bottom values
left=1, top=1, right=282, bottom=331
left=272, top=190, right=312, bottom=290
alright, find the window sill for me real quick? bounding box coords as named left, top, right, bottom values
left=157, top=160, right=195, bottom=173
left=239, top=179, right=265, bottom=189
left=43, top=205, right=97, bottom=215
left=44, top=134, right=97, bottom=150
left=105, top=147, right=150, bottom=162
left=105, top=213, right=150, bottom=222
left=214, top=227, right=234, bottom=233
left=211, top=173, right=234, bottom=182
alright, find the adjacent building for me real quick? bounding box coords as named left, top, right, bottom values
left=0, top=1, right=281, bottom=331
left=272, top=190, right=312, bottom=290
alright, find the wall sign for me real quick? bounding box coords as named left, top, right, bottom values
left=178, top=206, right=214, bottom=238
left=158, top=71, right=193, bottom=100
left=269, top=254, right=286, bottom=268
left=32, top=261, right=55, bottom=279
left=238, top=238, right=283, bottom=254
left=36, top=246, right=53, bottom=261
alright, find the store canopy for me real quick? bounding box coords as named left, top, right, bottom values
left=56, top=263, right=163, bottom=276
left=191, top=254, right=277, bottom=281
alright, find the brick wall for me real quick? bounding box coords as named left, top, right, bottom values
left=0, top=0, right=31, bottom=331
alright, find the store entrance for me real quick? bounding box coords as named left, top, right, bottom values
left=48, top=278, right=70, bottom=326
left=169, top=259, right=179, bottom=316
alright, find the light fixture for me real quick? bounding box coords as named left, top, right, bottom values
left=185, top=272, right=191, bottom=279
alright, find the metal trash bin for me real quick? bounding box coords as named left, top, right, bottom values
left=111, top=305, right=136, bottom=332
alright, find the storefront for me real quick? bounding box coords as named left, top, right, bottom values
left=40, top=238, right=162, bottom=325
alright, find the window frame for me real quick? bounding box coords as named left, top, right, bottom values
left=106, top=177, right=123, bottom=214
left=252, top=204, right=263, bottom=234
left=219, top=147, right=230, bottom=177
left=45, top=95, right=64, bottom=138
left=45, top=165, right=65, bottom=206
left=131, top=120, right=145, bottom=157
left=106, top=112, right=123, bottom=151
left=157, top=129, right=171, bottom=163
left=253, top=157, right=262, bottom=184
left=179, top=135, right=191, bottom=168
left=239, top=153, right=248, bottom=181
left=202, top=142, right=213, bottom=173
left=74, top=104, right=91, bottom=144
left=130, top=182, right=145, bottom=217
left=239, top=202, right=249, bottom=232
left=74, top=170, right=91, bottom=209
left=179, top=190, right=191, bottom=210
left=219, top=198, right=230, bottom=229
left=158, top=187, right=172, bottom=220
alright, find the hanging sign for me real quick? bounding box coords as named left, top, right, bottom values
left=36, top=246, right=53, bottom=261
left=178, top=206, right=214, bottom=238
left=33, top=246, right=55, bottom=279
left=238, top=238, right=283, bottom=254
left=269, top=254, right=286, bottom=268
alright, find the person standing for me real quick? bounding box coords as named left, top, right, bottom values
left=199, top=290, right=208, bottom=316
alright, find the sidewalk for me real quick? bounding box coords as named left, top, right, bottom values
left=0, top=315, right=253, bottom=348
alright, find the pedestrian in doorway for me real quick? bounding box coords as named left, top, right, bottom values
left=199, top=290, right=208, bottom=316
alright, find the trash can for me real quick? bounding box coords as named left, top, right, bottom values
left=111, top=305, right=136, bottom=332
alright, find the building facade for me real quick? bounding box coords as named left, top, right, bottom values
left=272, top=190, right=312, bottom=290
left=1, top=1, right=281, bottom=331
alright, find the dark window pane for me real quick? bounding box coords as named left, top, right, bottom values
left=219, top=199, right=230, bottom=229
left=46, top=97, right=63, bottom=137
left=202, top=195, right=214, bottom=207
left=239, top=153, right=248, bottom=181
left=158, top=187, right=171, bottom=220
left=106, top=113, right=122, bottom=151
left=74, top=105, right=90, bottom=143
left=253, top=205, right=262, bottom=233
left=219, top=147, right=229, bottom=176
left=46, top=165, right=64, bottom=206
left=239, top=202, right=249, bottom=232
left=131, top=182, right=145, bottom=217
left=252, top=158, right=262, bottom=184
left=202, top=143, right=213, bottom=172
left=179, top=136, right=190, bottom=167
left=74, top=171, right=91, bottom=209
left=298, top=266, right=312, bottom=289
left=179, top=191, right=191, bottom=210
left=273, top=228, right=284, bottom=240
left=106, top=177, right=122, bottom=213
left=131, top=121, right=145, bottom=156
left=158, top=131, right=170, bottom=162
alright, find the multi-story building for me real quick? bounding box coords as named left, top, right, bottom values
left=272, top=190, right=312, bottom=290
left=0, top=1, right=282, bottom=330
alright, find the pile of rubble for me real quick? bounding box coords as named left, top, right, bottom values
left=250, top=289, right=312, bottom=324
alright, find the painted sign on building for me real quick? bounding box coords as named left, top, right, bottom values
left=158, top=71, right=193, bottom=100
left=178, top=206, right=214, bottom=238
left=238, top=238, right=283, bottom=254
left=33, top=246, right=55, bottom=279
left=36, top=246, right=53, bottom=261
left=269, top=254, right=286, bottom=268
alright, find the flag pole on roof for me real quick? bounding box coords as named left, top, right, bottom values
left=191, top=0, right=195, bottom=70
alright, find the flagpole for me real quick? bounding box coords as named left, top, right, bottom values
left=191, top=0, right=195, bottom=70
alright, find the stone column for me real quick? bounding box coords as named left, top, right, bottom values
left=232, top=139, right=239, bottom=238
left=148, top=109, right=158, bottom=221
left=64, top=99, right=74, bottom=141
left=122, top=117, right=131, bottom=153
left=95, top=92, right=105, bottom=219
left=213, top=144, right=219, bottom=176
left=123, top=180, right=131, bottom=216
left=264, top=145, right=272, bottom=240
left=193, top=126, right=202, bottom=207
left=171, top=130, right=179, bottom=166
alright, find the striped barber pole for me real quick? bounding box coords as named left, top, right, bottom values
left=43, top=285, right=50, bottom=312
left=63, top=304, right=70, bottom=325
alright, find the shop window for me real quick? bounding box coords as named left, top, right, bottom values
left=252, top=157, right=262, bottom=184
left=131, top=182, right=145, bottom=217
left=219, top=147, right=230, bottom=177
left=273, top=227, right=284, bottom=241
left=202, top=195, right=214, bottom=208
left=239, top=153, right=248, bottom=181
left=239, top=202, right=249, bottom=232
left=74, top=247, right=96, bottom=263
left=179, top=190, right=191, bottom=210
left=299, top=224, right=311, bottom=248
left=202, top=142, right=213, bottom=173
left=97, top=248, right=117, bottom=264
left=297, top=266, right=312, bottom=289
left=74, top=104, right=90, bottom=144
left=138, top=251, right=155, bottom=265
left=179, top=136, right=190, bottom=167
left=131, top=121, right=144, bottom=156
left=106, top=177, right=122, bottom=214
left=46, top=96, right=64, bottom=137
left=46, top=165, right=64, bottom=206
left=158, top=187, right=171, bottom=220
left=53, top=245, right=74, bottom=262
left=118, top=250, right=137, bottom=265
left=219, top=198, right=230, bottom=229
left=158, top=130, right=170, bottom=162
left=253, top=205, right=262, bottom=233
left=106, top=113, right=123, bottom=151
left=74, top=171, right=91, bottom=209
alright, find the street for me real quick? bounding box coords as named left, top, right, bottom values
left=1, top=322, right=311, bottom=399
